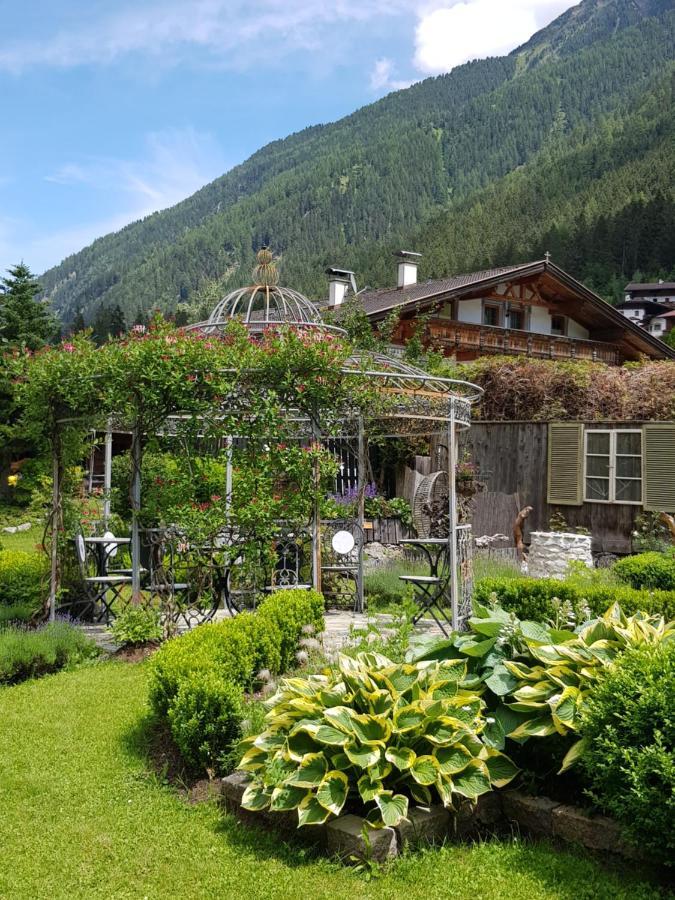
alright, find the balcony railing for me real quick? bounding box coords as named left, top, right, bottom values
left=398, top=319, right=619, bottom=364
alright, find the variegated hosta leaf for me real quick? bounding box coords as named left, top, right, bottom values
left=323, top=706, right=356, bottom=735
left=453, top=760, right=492, bottom=799
left=410, top=755, right=439, bottom=786
left=558, top=737, right=588, bottom=773
left=238, top=746, right=267, bottom=771
left=508, top=715, right=558, bottom=739
left=316, top=770, right=349, bottom=816
left=314, top=725, right=349, bottom=746
left=287, top=729, right=319, bottom=760
left=435, top=774, right=455, bottom=806
left=344, top=742, right=381, bottom=769
left=357, top=773, right=381, bottom=803
left=241, top=782, right=272, bottom=811
left=393, top=704, right=425, bottom=733
left=270, top=784, right=308, bottom=811
left=409, top=782, right=432, bottom=806
left=349, top=713, right=392, bottom=745
left=375, top=791, right=409, bottom=827
left=253, top=732, right=287, bottom=752
left=434, top=744, right=472, bottom=775
left=484, top=750, right=520, bottom=787
left=385, top=746, right=416, bottom=771
left=297, top=794, right=332, bottom=826
left=286, top=752, right=328, bottom=787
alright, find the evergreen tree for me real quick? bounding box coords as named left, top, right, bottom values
left=109, top=304, right=126, bottom=337
left=72, top=310, right=86, bottom=333
left=0, top=263, right=58, bottom=350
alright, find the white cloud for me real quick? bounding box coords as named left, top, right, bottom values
left=414, top=0, right=578, bottom=75
left=369, top=58, right=413, bottom=93
left=1, top=128, right=227, bottom=273
left=0, top=0, right=405, bottom=73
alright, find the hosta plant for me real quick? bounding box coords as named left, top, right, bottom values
left=237, top=651, right=518, bottom=828
left=415, top=600, right=674, bottom=771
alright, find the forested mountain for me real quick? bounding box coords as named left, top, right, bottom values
left=39, top=0, right=675, bottom=324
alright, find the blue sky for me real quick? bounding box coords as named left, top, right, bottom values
left=0, top=0, right=576, bottom=274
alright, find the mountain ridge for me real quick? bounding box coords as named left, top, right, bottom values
left=38, top=0, right=675, bottom=323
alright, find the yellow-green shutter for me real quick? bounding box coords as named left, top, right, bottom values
left=643, top=424, right=675, bottom=512
left=547, top=423, right=583, bottom=506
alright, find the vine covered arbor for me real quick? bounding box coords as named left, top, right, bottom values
left=15, top=251, right=481, bottom=632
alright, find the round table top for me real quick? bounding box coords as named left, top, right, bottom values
left=83, top=536, right=131, bottom=544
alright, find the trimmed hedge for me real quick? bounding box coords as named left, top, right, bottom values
left=474, top=576, right=675, bottom=623
left=0, top=621, right=99, bottom=685
left=0, top=550, right=47, bottom=611
left=580, top=642, right=675, bottom=866
left=149, top=589, right=324, bottom=773
left=613, top=550, right=675, bottom=591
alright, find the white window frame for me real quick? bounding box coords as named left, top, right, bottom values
left=584, top=428, right=642, bottom=505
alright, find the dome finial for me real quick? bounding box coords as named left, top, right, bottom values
left=253, top=246, right=279, bottom=286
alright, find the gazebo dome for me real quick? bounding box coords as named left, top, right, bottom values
left=192, top=248, right=339, bottom=335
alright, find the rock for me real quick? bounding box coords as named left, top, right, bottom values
left=2, top=526, right=17, bottom=534
left=551, top=805, right=632, bottom=854
left=475, top=791, right=503, bottom=826
left=501, top=791, right=559, bottom=836
left=16, top=522, right=31, bottom=532
left=220, top=771, right=249, bottom=812
left=363, top=542, right=405, bottom=571
left=527, top=531, right=593, bottom=580
left=325, top=814, right=397, bottom=863
left=395, top=805, right=450, bottom=848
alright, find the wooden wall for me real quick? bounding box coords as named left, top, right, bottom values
left=459, top=421, right=644, bottom=554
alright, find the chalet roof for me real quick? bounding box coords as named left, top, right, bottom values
left=351, top=259, right=675, bottom=361
left=616, top=299, right=671, bottom=312
left=625, top=282, right=675, bottom=292
left=357, top=264, right=530, bottom=317
left=653, top=309, right=675, bottom=319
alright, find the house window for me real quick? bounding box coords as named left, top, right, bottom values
left=551, top=315, right=567, bottom=336
left=508, top=305, right=528, bottom=330
left=483, top=302, right=501, bottom=327
left=584, top=429, right=642, bottom=504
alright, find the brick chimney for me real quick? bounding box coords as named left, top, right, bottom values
left=395, top=250, right=421, bottom=288
left=326, top=267, right=355, bottom=307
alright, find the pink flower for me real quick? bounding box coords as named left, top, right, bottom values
left=62, top=342, right=75, bottom=352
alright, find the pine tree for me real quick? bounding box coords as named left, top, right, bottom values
left=72, top=310, right=86, bottom=333
left=108, top=305, right=126, bottom=338
left=0, top=262, right=58, bottom=350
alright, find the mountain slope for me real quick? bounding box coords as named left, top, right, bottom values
left=39, top=0, right=675, bottom=323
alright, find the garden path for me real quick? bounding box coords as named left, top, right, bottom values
left=80, top=609, right=446, bottom=654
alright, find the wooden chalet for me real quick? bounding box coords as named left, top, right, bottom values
left=325, top=254, right=675, bottom=364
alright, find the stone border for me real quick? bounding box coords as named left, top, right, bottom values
left=222, top=775, right=640, bottom=864
left=222, top=772, right=499, bottom=864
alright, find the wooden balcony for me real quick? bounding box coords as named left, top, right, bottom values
left=397, top=318, right=620, bottom=364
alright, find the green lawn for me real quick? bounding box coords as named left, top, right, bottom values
left=0, top=663, right=666, bottom=900
left=0, top=522, right=43, bottom=555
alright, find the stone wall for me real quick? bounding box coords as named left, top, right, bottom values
left=527, top=530, right=593, bottom=579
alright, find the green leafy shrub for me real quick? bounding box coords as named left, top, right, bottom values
left=580, top=642, right=675, bottom=866
left=148, top=589, right=324, bottom=774
left=110, top=605, right=162, bottom=647
left=613, top=550, right=675, bottom=591
left=0, top=602, right=35, bottom=627
left=474, top=575, right=675, bottom=623
left=0, top=550, right=47, bottom=611
left=0, top=621, right=99, bottom=685
left=238, top=652, right=518, bottom=828
left=168, top=672, right=244, bottom=773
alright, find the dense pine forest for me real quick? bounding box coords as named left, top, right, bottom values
left=38, top=0, right=675, bottom=325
